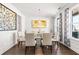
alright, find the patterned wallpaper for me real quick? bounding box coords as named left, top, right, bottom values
left=0, top=3, right=16, bottom=31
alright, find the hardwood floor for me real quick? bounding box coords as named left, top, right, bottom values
left=35, top=47, right=43, bottom=55
left=2, top=42, right=78, bottom=55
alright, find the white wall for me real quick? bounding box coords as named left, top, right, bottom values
left=0, top=3, right=25, bottom=55
left=25, top=16, right=51, bottom=33
left=0, top=31, right=16, bottom=54
left=49, top=17, right=55, bottom=34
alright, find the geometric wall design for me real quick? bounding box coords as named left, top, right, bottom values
left=0, top=3, right=16, bottom=31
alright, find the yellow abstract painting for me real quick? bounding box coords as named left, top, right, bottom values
left=32, top=20, right=47, bottom=28
left=40, top=20, right=47, bottom=28
left=32, top=20, right=39, bottom=28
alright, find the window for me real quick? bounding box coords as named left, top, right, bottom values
left=72, top=12, right=79, bottom=38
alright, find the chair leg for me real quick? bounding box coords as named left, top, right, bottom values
left=21, top=41, right=23, bottom=47
left=34, top=46, right=35, bottom=54
left=25, top=46, right=27, bottom=55
left=42, top=46, right=45, bottom=54
left=18, top=41, right=20, bottom=47
left=51, top=46, right=52, bottom=54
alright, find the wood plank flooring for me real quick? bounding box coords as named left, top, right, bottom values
left=2, top=42, right=78, bottom=55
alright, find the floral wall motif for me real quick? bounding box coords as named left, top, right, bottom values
left=64, top=8, right=70, bottom=47
left=0, top=3, right=16, bottom=31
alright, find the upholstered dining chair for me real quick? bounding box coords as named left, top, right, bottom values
left=42, top=33, right=52, bottom=54
left=25, top=33, right=36, bottom=54
left=17, top=32, right=25, bottom=47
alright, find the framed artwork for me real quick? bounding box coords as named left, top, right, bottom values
left=32, top=20, right=47, bottom=28
left=0, top=3, right=17, bottom=31
left=32, top=20, right=39, bottom=28
left=40, top=20, right=47, bottom=28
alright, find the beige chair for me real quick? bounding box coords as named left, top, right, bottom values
left=42, top=33, right=52, bottom=45
left=25, top=33, right=36, bottom=54
left=42, top=33, right=52, bottom=54
left=17, top=32, right=25, bottom=47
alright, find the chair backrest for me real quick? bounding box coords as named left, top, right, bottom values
left=17, top=32, right=21, bottom=38
left=25, top=33, right=35, bottom=46
left=17, top=32, right=25, bottom=41
left=42, top=33, right=52, bottom=45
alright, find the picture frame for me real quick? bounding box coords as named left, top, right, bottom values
left=32, top=20, right=47, bottom=28
left=0, top=3, right=17, bottom=31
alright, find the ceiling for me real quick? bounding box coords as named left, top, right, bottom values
left=12, top=3, right=69, bottom=17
